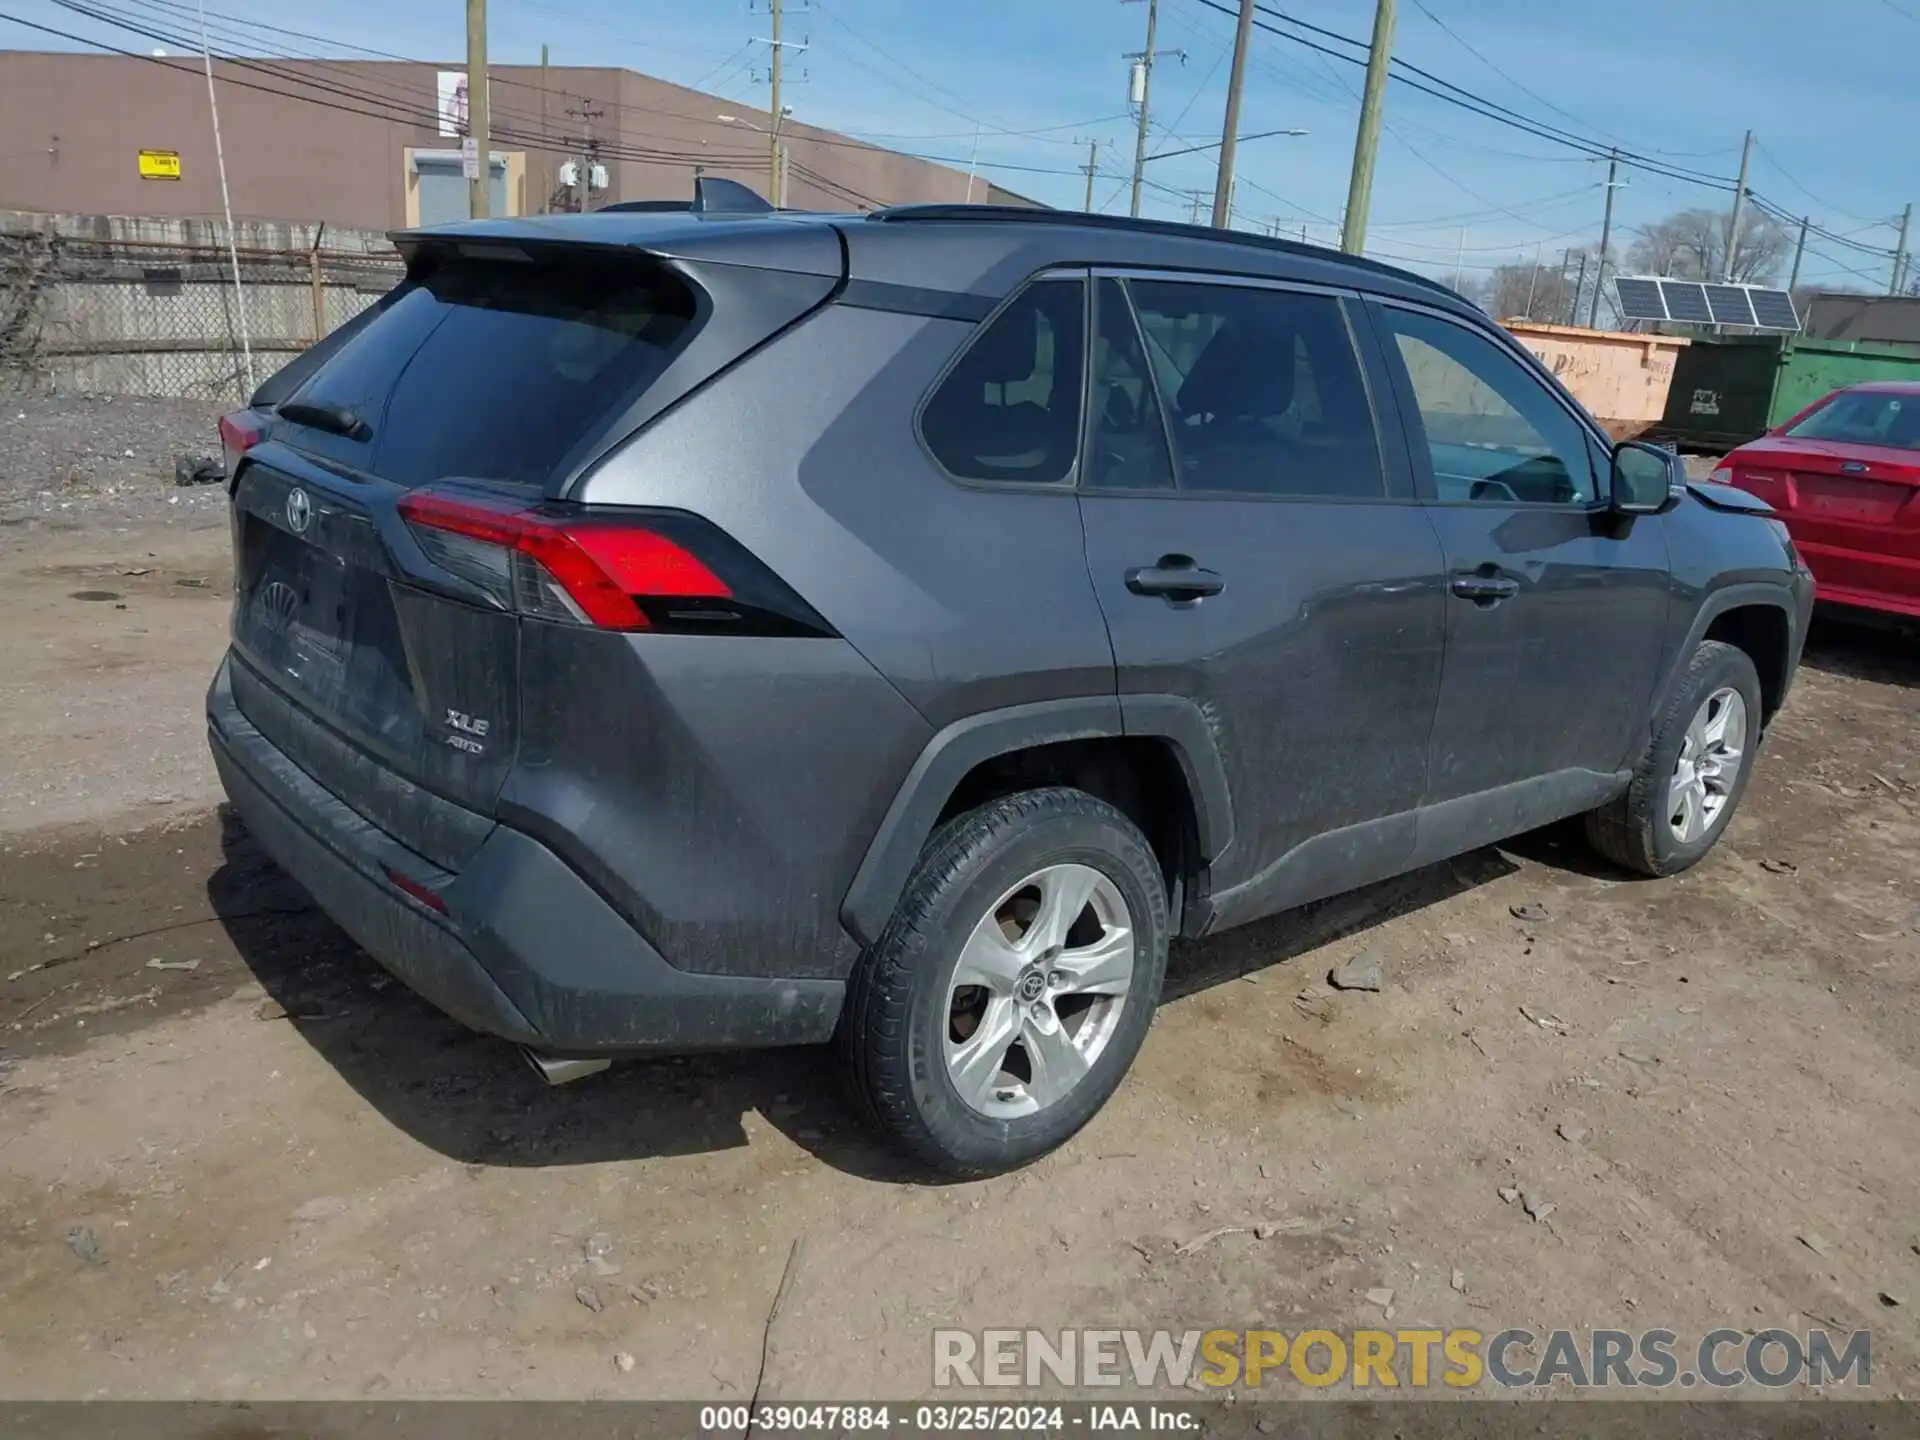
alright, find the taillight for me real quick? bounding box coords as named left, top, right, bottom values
left=1709, top=463, right=1733, bottom=485
left=397, top=488, right=833, bottom=638
left=218, top=410, right=264, bottom=477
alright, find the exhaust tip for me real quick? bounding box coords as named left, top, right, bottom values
left=521, top=1048, right=612, bottom=1086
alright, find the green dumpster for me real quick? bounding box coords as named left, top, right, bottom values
left=1648, top=335, right=1920, bottom=451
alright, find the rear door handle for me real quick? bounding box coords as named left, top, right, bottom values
left=1449, top=570, right=1520, bottom=605
left=1126, top=555, right=1225, bottom=602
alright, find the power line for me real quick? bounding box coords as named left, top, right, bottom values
left=1250, top=0, right=1739, bottom=174
left=808, top=0, right=1051, bottom=142
left=842, top=115, right=1128, bottom=146
left=1752, top=140, right=1889, bottom=229
left=1404, top=0, right=1617, bottom=145
left=7, top=4, right=836, bottom=188
left=1800, top=244, right=1898, bottom=286
left=1369, top=184, right=1601, bottom=229
left=27, top=0, right=1118, bottom=199
left=1182, top=0, right=1739, bottom=191
left=29, top=0, right=1113, bottom=208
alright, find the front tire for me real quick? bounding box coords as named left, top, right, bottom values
left=1586, top=640, right=1764, bottom=877
left=840, top=787, right=1169, bottom=1177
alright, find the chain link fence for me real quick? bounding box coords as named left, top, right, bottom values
left=1, top=213, right=403, bottom=407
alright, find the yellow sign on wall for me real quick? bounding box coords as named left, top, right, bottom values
left=138, top=150, right=182, bottom=180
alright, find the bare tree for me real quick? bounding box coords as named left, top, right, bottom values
left=1480, top=256, right=1580, bottom=323
left=1626, top=206, right=1790, bottom=284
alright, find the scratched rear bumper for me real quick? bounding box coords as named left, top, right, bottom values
left=207, top=654, right=844, bottom=1053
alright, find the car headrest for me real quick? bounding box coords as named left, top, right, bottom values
left=1177, top=321, right=1297, bottom=420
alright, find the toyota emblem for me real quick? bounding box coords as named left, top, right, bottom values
left=285, top=486, right=312, bottom=534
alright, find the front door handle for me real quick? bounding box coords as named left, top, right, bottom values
left=1449, top=570, right=1520, bottom=605
left=1126, top=554, right=1225, bottom=603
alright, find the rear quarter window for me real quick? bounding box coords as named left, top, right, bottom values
left=284, top=253, right=699, bottom=488
left=919, top=279, right=1087, bottom=485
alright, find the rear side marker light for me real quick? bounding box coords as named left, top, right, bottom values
left=383, top=864, right=448, bottom=914
left=218, top=411, right=264, bottom=477
left=397, top=488, right=834, bottom=639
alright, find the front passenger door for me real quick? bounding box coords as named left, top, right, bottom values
left=1369, top=303, right=1669, bottom=818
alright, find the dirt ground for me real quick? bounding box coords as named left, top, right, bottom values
left=2, top=410, right=1918, bottom=1402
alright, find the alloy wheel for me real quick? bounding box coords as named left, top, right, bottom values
left=1668, top=686, right=1747, bottom=844
left=942, top=863, right=1136, bottom=1119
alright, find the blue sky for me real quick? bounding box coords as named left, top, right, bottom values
left=5, top=0, right=1913, bottom=290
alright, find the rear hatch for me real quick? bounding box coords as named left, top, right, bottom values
left=227, top=226, right=841, bottom=861
left=1726, top=438, right=1920, bottom=547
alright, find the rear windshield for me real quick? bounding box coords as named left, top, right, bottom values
left=1784, top=389, right=1920, bottom=450
left=283, top=252, right=699, bottom=487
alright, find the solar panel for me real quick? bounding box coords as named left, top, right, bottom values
left=1747, top=287, right=1801, bottom=331
left=1660, top=280, right=1714, bottom=324
left=1704, top=284, right=1759, bottom=327
left=1613, top=277, right=1667, bottom=321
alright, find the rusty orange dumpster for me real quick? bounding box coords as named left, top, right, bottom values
left=1501, top=321, right=1690, bottom=440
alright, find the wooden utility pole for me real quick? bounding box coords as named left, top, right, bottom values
left=566, top=100, right=604, bottom=212
left=1788, top=215, right=1809, bottom=293
left=1210, top=0, right=1256, bottom=229
left=1082, top=139, right=1100, bottom=211
left=1571, top=251, right=1588, bottom=327
left=1127, top=0, right=1159, bottom=219
left=1588, top=150, right=1621, bottom=327
left=1722, top=129, right=1753, bottom=282
left=1341, top=0, right=1398, bottom=253
left=768, top=0, right=784, bottom=206
left=1892, top=202, right=1912, bottom=296
left=538, top=43, right=550, bottom=214
left=466, top=0, right=489, bottom=218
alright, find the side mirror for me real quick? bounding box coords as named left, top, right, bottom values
left=1610, top=440, right=1684, bottom=516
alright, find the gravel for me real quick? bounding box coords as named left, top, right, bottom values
left=0, top=394, right=230, bottom=543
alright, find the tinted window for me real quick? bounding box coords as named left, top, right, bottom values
left=921, top=279, right=1086, bottom=484
left=1784, top=389, right=1920, bottom=449
left=286, top=255, right=697, bottom=488
left=1085, top=278, right=1176, bottom=490
left=1380, top=307, right=1598, bottom=505
left=1126, top=280, right=1385, bottom=498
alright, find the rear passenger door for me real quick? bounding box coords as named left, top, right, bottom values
left=1077, top=273, right=1449, bottom=929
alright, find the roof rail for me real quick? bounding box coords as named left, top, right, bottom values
left=868, top=204, right=1460, bottom=301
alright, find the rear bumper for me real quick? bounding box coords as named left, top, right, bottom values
left=207, top=656, right=844, bottom=1054
left=1800, top=539, right=1920, bottom=619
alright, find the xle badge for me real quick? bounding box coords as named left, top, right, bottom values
left=445, top=708, right=490, bottom=755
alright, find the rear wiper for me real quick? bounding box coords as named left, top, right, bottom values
left=276, top=400, right=371, bottom=441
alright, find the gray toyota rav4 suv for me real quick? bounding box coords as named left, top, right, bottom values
left=208, top=194, right=1813, bottom=1175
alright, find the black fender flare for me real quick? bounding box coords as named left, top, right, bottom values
left=839, top=694, right=1234, bottom=948
left=1662, top=579, right=1804, bottom=718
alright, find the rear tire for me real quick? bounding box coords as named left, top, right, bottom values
left=839, top=787, right=1169, bottom=1177
left=1586, top=640, right=1763, bottom=877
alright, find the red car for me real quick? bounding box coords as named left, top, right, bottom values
left=1712, top=381, right=1920, bottom=618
